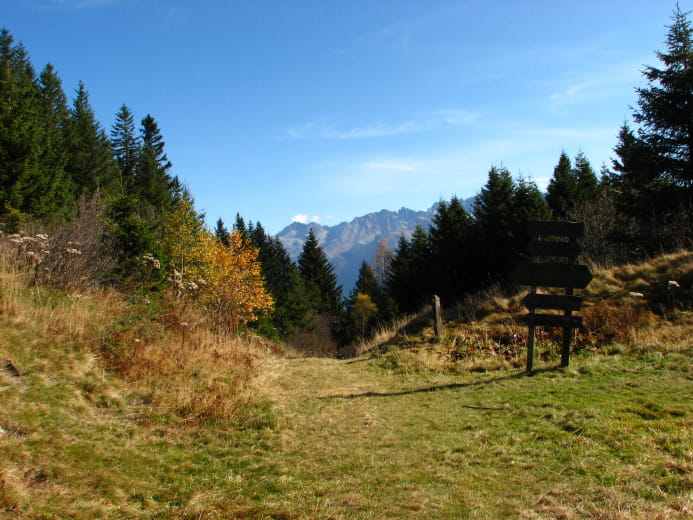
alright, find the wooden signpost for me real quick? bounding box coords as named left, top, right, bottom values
left=514, top=221, right=593, bottom=373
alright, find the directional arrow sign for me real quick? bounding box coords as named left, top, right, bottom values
left=521, top=313, right=583, bottom=328
left=513, top=262, right=593, bottom=289
left=528, top=221, right=584, bottom=238
left=528, top=239, right=582, bottom=259
left=522, top=293, right=582, bottom=312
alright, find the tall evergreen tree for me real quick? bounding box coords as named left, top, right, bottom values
left=429, top=196, right=474, bottom=302
left=545, top=151, right=578, bottom=219
left=243, top=221, right=313, bottom=337
left=64, top=81, right=117, bottom=194
left=610, top=123, right=667, bottom=216
left=298, top=229, right=342, bottom=316
left=0, top=30, right=40, bottom=216
left=634, top=5, right=693, bottom=190
left=111, top=104, right=139, bottom=192
left=385, top=234, right=413, bottom=313
left=137, top=114, right=174, bottom=212
left=511, top=177, right=552, bottom=255
left=0, top=31, right=72, bottom=222
left=385, top=224, right=431, bottom=313
left=214, top=217, right=230, bottom=246
left=473, top=166, right=519, bottom=285
left=573, top=151, right=600, bottom=205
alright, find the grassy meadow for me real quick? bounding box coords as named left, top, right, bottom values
left=1, top=246, right=691, bottom=519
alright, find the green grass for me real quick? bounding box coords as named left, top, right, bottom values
left=3, top=327, right=691, bottom=518
left=1, top=252, right=692, bottom=519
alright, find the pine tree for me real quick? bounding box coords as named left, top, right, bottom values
left=573, top=151, right=600, bottom=205
left=137, top=114, right=174, bottom=212
left=0, top=30, right=41, bottom=216
left=611, top=123, right=666, bottom=216
left=246, top=221, right=313, bottom=338
left=634, top=5, right=693, bottom=189
left=64, top=81, right=117, bottom=194
left=429, top=196, right=474, bottom=302
left=214, top=217, right=230, bottom=246
left=512, top=177, right=552, bottom=256
left=473, top=166, right=518, bottom=285
left=298, top=229, right=342, bottom=316
left=385, top=234, right=413, bottom=313
left=0, top=32, right=72, bottom=222
left=111, top=104, right=139, bottom=192
left=545, top=152, right=578, bottom=219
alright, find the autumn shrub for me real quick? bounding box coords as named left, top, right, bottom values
left=161, top=199, right=273, bottom=338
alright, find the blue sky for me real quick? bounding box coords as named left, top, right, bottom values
left=2, top=0, right=690, bottom=234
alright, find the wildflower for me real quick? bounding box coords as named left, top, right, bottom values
left=142, top=254, right=161, bottom=269
left=187, top=281, right=198, bottom=291
left=66, top=248, right=82, bottom=255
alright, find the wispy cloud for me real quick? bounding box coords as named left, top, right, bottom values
left=282, top=109, right=477, bottom=140
left=548, top=61, right=643, bottom=108
left=34, top=0, right=117, bottom=8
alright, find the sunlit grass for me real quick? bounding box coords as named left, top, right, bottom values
left=0, top=250, right=691, bottom=518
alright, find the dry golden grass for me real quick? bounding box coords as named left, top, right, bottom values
left=364, top=250, right=693, bottom=374
left=0, top=238, right=271, bottom=428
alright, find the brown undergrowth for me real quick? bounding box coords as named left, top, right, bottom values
left=362, top=250, right=693, bottom=373
left=0, top=227, right=274, bottom=428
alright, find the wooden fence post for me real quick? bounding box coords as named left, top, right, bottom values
left=433, top=295, right=444, bottom=337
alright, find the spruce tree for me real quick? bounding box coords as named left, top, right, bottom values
left=429, top=196, right=474, bottom=302
left=0, top=30, right=41, bottom=216
left=137, top=114, right=174, bottom=212
left=298, top=229, right=342, bottom=316
left=241, top=221, right=313, bottom=337
left=473, top=166, right=518, bottom=285
left=545, top=152, right=578, bottom=219
left=111, top=104, right=139, bottom=192
left=634, top=5, right=693, bottom=189
left=573, top=151, right=600, bottom=205
left=385, top=234, right=413, bottom=313
left=64, top=82, right=117, bottom=194
left=214, top=217, right=230, bottom=246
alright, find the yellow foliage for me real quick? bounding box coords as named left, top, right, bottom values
left=351, top=293, right=378, bottom=338
left=203, top=232, right=274, bottom=334
left=162, top=201, right=273, bottom=335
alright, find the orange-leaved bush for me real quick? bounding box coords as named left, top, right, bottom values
left=162, top=199, right=273, bottom=335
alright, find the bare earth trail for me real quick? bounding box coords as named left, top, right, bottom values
left=249, top=353, right=693, bottom=520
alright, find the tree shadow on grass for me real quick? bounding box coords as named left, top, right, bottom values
left=316, top=365, right=561, bottom=402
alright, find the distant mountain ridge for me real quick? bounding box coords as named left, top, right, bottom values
left=276, top=198, right=474, bottom=292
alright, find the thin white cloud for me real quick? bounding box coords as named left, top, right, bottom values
left=282, top=109, right=477, bottom=140
left=37, top=0, right=116, bottom=7
left=362, top=161, right=417, bottom=172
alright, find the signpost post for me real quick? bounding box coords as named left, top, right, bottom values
left=514, top=221, right=593, bottom=373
